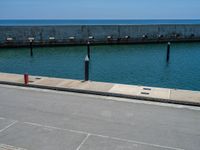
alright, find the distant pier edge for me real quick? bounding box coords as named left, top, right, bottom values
left=1, top=24, right=200, bottom=47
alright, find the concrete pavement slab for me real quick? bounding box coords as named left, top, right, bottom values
left=138, top=86, right=170, bottom=99
left=70, top=81, right=114, bottom=92
left=63, top=80, right=84, bottom=88
left=56, top=79, right=76, bottom=87
left=32, top=77, right=65, bottom=87
left=0, top=73, right=21, bottom=83
left=170, top=89, right=200, bottom=102
left=109, top=84, right=139, bottom=95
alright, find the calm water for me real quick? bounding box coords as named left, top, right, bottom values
left=0, top=19, right=200, bottom=26
left=0, top=43, right=200, bottom=91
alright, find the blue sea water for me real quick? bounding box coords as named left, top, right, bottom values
left=0, top=19, right=200, bottom=26
left=0, top=43, right=200, bottom=91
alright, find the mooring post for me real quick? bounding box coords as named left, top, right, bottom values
left=87, top=41, right=90, bottom=59
left=84, top=55, right=90, bottom=81
left=166, top=42, right=171, bottom=62
left=30, top=40, right=33, bottom=57
left=24, top=73, right=29, bottom=85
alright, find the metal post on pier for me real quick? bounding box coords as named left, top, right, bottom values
left=28, top=38, right=34, bottom=57
left=30, top=41, right=33, bottom=57
left=84, top=55, right=90, bottom=81
left=166, top=42, right=171, bottom=62
left=87, top=41, right=90, bottom=59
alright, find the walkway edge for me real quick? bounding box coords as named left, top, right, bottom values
left=0, top=79, right=200, bottom=107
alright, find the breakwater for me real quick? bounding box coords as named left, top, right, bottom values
left=0, top=24, right=200, bottom=47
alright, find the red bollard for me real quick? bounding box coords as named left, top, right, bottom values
left=24, top=74, right=29, bottom=85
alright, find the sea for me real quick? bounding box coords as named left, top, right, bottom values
left=0, top=43, right=200, bottom=91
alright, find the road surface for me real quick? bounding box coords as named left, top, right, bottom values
left=0, top=85, right=200, bottom=150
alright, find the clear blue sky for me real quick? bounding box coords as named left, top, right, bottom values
left=0, top=0, right=200, bottom=19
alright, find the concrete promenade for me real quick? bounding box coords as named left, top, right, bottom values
left=0, top=84, right=200, bottom=150
left=0, top=72, right=199, bottom=106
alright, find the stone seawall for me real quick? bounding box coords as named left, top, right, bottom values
left=0, top=24, right=200, bottom=47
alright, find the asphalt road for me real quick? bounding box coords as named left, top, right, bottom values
left=0, top=85, right=200, bottom=150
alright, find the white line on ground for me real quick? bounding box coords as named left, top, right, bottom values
left=0, top=121, right=18, bottom=133
left=94, top=134, right=184, bottom=150
left=0, top=144, right=27, bottom=150
left=76, top=134, right=90, bottom=150
left=24, top=122, right=88, bottom=135
left=0, top=117, right=5, bottom=120
left=0, top=84, right=199, bottom=111
left=23, top=121, right=184, bottom=150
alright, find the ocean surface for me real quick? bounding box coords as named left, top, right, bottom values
left=0, top=42, right=200, bottom=91
left=0, top=19, right=200, bottom=26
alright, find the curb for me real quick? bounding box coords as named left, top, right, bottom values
left=0, top=80, right=200, bottom=107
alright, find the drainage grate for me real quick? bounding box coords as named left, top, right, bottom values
left=35, top=77, right=41, bottom=80
left=143, top=88, right=151, bottom=91
left=141, top=92, right=150, bottom=95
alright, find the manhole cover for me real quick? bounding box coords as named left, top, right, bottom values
left=0, top=144, right=27, bottom=150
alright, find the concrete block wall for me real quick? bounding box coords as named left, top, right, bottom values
left=0, top=24, right=200, bottom=47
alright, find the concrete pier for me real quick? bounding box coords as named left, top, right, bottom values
left=0, top=72, right=199, bottom=106
left=1, top=24, right=200, bottom=47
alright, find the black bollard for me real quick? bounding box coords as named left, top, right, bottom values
left=166, top=42, right=171, bottom=62
left=84, top=55, right=90, bottom=81
left=30, top=41, right=33, bottom=57
left=87, top=41, right=90, bottom=59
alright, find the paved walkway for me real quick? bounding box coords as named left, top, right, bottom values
left=0, top=72, right=199, bottom=106
left=0, top=85, right=200, bottom=150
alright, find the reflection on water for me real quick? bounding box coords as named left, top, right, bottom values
left=0, top=42, right=200, bottom=91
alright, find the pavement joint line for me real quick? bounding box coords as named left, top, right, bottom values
left=169, top=88, right=171, bottom=99
left=0, top=117, right=6, bottom=120
left=75, top=134, right=90, bottom=150
left=92, top=134, right=184, bottom=150
left=23, top=121, right=183, bottom=150
left=1, top=84, right=200, bottom=111
left=0, top=144, right=27, bottom=150
left=0, top=120, right=18, bottom=133
left=23, top=122, right=88, bottom=135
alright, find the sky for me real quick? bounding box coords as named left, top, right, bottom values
left=0, top=0, right=200, bottom=19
